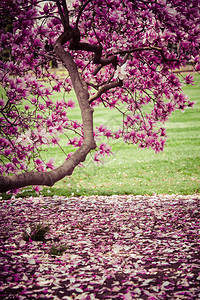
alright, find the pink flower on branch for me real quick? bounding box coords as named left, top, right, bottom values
left=67, top=99, right=75, bottom=109
left=0, top=98, right=5, bottom=107
left=46, top=158, right=55, bottom=170
left=184, top=74, right=194, bottom=85
left=16, top=131, right=32, bottom=147
left=99, top=143, right=112, bottom=156
left=51, top=136, right=61, bottom=145
left=113, top=63, right=128, bottom=80
left=34, top=159, right=45, bottom=172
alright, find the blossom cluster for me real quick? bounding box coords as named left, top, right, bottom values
left=0, top=0, right=199, bottom=191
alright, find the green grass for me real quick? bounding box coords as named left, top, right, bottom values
left=2, top=74, right=200, bottom=198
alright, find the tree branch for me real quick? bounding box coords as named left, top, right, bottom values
left=55, top=0, right=70, bottom=29
left=117, top=47, right=179, bottom=62
left=67, top=26, right=118, bottom=74
left=0, top=29, right=97, bottom=193
left=76, top=0, right=92, bottom=27
left=89, top=80, right=123, bottom=103
left=93, top=55, right=118, bottom=75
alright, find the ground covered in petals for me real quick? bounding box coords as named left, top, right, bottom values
left=0, top=194, right=200, bottom=299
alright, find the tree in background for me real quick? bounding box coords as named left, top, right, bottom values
left=0, top=0, right=199, bottom=193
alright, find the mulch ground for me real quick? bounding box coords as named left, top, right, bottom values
left=0, top=194, right=200, bottom=299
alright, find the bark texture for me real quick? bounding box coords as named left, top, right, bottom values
left=0, top=30, right=96, bottom=193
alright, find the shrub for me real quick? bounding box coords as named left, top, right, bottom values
left=49, top=245, right=67, bottom=257
left=23, top=224, right=49, bottom=242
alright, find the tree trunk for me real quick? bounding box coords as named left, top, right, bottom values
left=0, top=34, right=96, bottom=193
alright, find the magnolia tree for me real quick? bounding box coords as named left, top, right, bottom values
left=0, top=0, right=200, bottom=193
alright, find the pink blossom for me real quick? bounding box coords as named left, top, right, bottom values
left=33, top=185, right=43, bottom=194
left=0, top=98, right=5, bottom=107
left=71, top=120, right=80, bottom=129
left=46, top=158, right=55, bottom=170
left=39, top=103, right=46, bottom=110
left=16, top=131, right=32, bottom=146
left=38, top=129, right=50, bottom=144
left=35, top=158, right=43, bottom=166
left=65, top=152, right=74, bottom=160
left=5, top=162, right=15, bottom=173
left=24, top=104, right=30, bottom=110
left=99, top=143, right=112, bottom=156
left=4, top=148, right=11, bottom=156
left=35, top=159, right=45, bottom=172
left=67, top=99, right=75, bottom=109
left=52, top=136, right=60, bottom=144
left=0, top=138, right=10, bottom=147
left=94, top=152, right=103, bottom=165
left=52, top=83, right=62, bottom=92
left=195, top=63, right=200, bottom=71
left=184, top=74, right=194, bottom=85
left=114, top=63, right=128, bottom=80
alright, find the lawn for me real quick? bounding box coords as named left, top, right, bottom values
left=23, top=73, right=200, bottom=198
left=1, top=73, right=200, bottom=198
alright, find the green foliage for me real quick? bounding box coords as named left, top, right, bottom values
left=23, top=224, right=49, bottom=242
left=49, top=245, right=67, bottom=257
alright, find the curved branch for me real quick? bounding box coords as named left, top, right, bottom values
left=117, top=47, right=179, bottom=62
left=89, top=80, right=123, bottom=103
left=67, top=26, right=117, bottom=73
left=93, top=55, right=118, bottom=75
left=0, top=31, right=97, bottom=193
